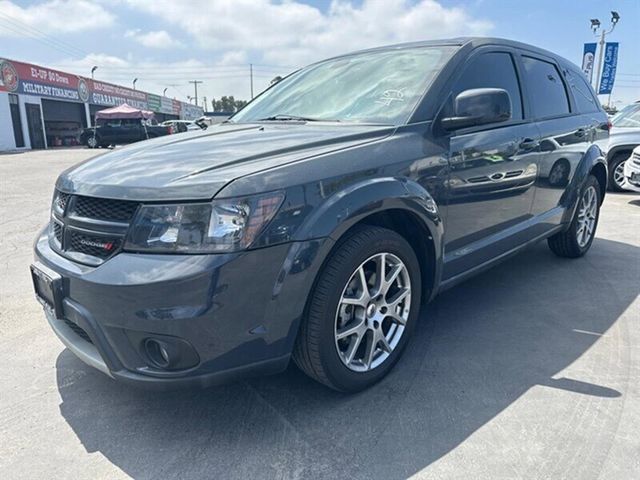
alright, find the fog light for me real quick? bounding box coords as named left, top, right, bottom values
left=144, top=338, right=171, bottom=368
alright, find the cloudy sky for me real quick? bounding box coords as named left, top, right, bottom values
left=1, top=0, right=638, bottom=108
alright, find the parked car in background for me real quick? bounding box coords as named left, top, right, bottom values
left=598, top=102, right=640, bottom=191
left=623, top=146, right=640, bottom=192
left=160, top=119, right=203, bottom=133
left=81, top=118, right=173, bottom=148
left=32, top=38, right=608, bottom=392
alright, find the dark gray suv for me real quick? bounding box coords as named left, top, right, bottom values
left=32, top=38, right=609, bottom=392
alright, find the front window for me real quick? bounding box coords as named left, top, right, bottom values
left=232, top=46, right=457, bottom=125
left=611, top=103, right=640, bottom=128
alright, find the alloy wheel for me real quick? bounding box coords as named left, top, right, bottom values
left=334, top=252, right=411, bottom=372
left=613, top=160, right=626, bottom=189
left=576, top=185, right=598, bottom=248
left=87, top=137, right=97, bottom=148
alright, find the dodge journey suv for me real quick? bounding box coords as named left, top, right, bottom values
left=32, top=38, right=608, bottom=392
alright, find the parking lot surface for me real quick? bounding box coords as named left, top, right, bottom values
left=1, top=148, right=639, bottom=479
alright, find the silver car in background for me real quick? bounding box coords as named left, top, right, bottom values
left=600, top=102, right=640, bottom=191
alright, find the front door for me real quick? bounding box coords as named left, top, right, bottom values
left=25, top=103, right=45, bottom=149
left=441, top=50, right=539, bottom=279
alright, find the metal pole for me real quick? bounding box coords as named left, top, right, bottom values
left=594, top=30, right=606, bottom=94
left=250, top=64, right=254, bottom=99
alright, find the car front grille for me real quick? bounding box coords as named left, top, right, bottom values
left=632, top=152, right=640, bottom=167
left=50, top=190, right=139, bottom=266
left=72, top=196, right=138, bottom=222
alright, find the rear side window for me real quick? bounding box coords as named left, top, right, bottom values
left=566, top=69, right=599, bottom=113
left=521, top=56, right=570, bottom=118
left=452, top=52, right=523, bottom=120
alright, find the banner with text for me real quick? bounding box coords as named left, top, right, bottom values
left=598, top=42, right=619, bottom=95
left=581, top=43, right=597, bottom=83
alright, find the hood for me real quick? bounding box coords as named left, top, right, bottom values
left=57, top=123, right=394, bottom=201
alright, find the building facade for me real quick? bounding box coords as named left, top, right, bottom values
left=0, top=58, right=203, bottom=151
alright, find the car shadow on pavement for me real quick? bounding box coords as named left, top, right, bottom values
left=55, top=238, right=639, bottom=480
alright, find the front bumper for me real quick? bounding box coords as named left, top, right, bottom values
left=623, top=156, right=640, bottom=193
left=33, top=229, right=332, bottom=389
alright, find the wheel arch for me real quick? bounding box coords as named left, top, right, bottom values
left=561, top=145, right=607, bottom=223
left=293, top=177, right=444, bottom=302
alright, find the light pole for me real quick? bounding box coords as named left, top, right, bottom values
left=133, top=78, right=138, bottom=90
left=590, top=11, right=620, bottom=95
left=91, top=66, right=98, bottom=79
left=163, top=87, right=168, bottom=97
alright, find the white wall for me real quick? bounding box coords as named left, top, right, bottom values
left=0, top=93, right=16, bottom=152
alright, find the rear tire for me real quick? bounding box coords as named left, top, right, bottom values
left=548, top=175, right=601, bottom=258
left=608, top=153, right=628, bottom=192
left=293, top=226, right=422, bottom=392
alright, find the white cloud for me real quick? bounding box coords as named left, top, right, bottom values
left=0, top=0, right=115, bottom=35
left=124, top=29, right=181, bottom=49
left=125, top=0, right=493, bottom=66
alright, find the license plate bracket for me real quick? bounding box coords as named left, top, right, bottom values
left=30, top=262, right=63, bottom=319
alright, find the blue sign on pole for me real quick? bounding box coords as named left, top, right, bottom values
left=581, top=43, right=597, bottom=82
left=598, top=42, right=619, bottom=95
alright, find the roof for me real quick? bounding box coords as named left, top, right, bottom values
left=95, top=103, right=155, bottom=120
left=318, top=37, right=574, bottom=70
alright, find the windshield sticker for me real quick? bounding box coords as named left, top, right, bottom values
left=376, top=89, right=405, bottom=106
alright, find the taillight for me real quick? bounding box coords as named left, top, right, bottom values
left=607, top=120, right=612, bottom=131
left=167, top=126, right=174, bottom=134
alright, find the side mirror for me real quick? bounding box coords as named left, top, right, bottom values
left=441, top=88, right=512, bottom=131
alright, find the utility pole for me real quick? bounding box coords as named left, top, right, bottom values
left=250, top=64, right=254, bottom=99
left=590, top=11, right=620, bottom=98
left=203, top=96, right=207, bottom=111
left=189, top=80, right=203, bottom=107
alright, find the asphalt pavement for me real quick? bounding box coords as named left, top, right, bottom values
left=1, top=148, right=639, bottom=479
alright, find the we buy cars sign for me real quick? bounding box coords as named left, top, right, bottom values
left=0, top=58, right=148, bottom=109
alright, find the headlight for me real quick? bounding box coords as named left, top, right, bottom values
left=124, top=192, right=284, bottom=253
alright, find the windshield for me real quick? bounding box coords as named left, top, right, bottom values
left=611, top=103, right=640, bottom=128
left=232, top=46, right=457, bottom=125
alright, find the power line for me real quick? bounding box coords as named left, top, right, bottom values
left=0, top=13, right=91, bottom=59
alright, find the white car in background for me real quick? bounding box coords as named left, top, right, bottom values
left=160, top=120, right=202, bottom=133
left=623, top=146, right=640, bottom=193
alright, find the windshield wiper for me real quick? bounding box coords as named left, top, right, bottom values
left=257, top=114, right=340, bottom=122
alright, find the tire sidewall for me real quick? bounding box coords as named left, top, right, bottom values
left=314, top=229, right=422, bottom=392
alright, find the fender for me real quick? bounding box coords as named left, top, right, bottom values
left=606, top=144, right=637, bottom=162
left=560, top=144, right=607, bottom=224
left=293, top=176, right=445, bottom=300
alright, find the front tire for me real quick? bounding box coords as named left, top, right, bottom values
left=85, top=136, right=98, bottom=149
left=548, top=175, right=601, bottom=258
left=293, top=226, right=421, bottom=392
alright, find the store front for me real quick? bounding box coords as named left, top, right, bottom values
left=41, top=99, right=86, bottom=147
left=0, top=57, right=203, bottom=151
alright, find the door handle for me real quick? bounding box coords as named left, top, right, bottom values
left=519, top=138, right=539, bottom=151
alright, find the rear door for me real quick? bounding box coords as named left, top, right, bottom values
left=442, top=48, right=540, bottom=279
left=519, top=53, right=597, bottom=223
